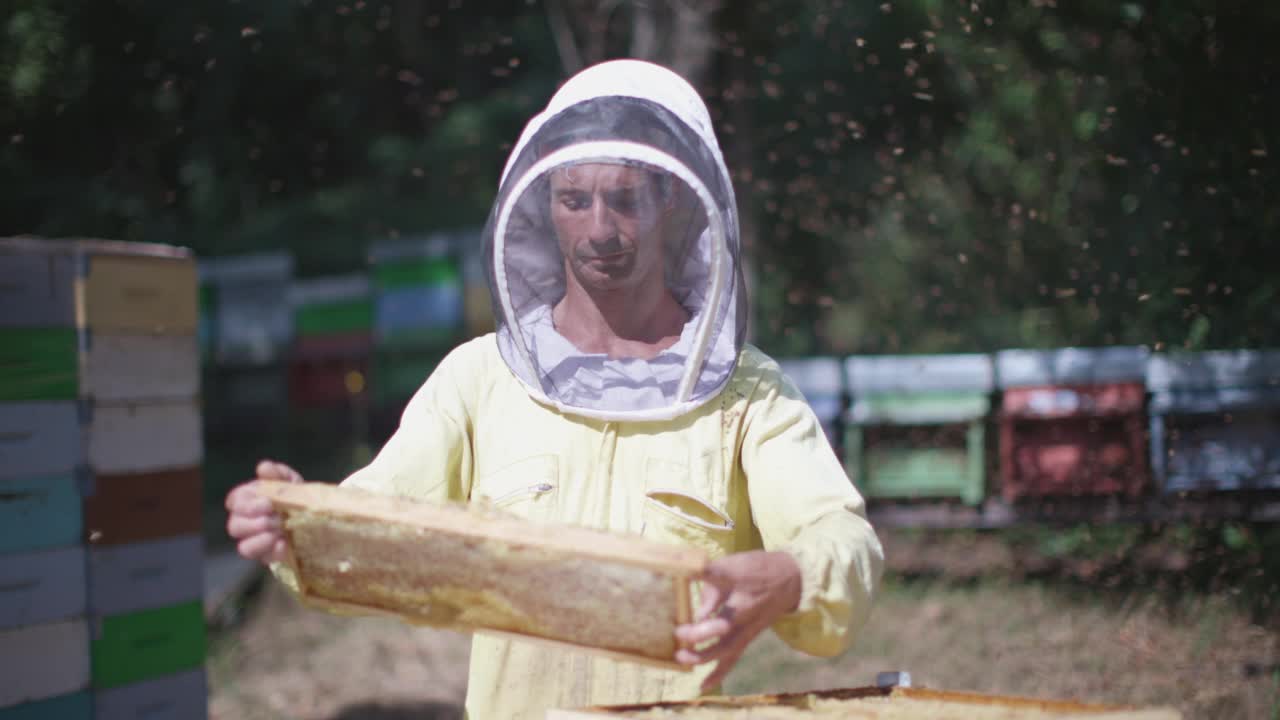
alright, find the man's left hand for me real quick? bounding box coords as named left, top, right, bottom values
left=674, top=550, right=803, bottom=689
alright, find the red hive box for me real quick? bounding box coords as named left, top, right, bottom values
left=995, top=348, right=1150, bottom=502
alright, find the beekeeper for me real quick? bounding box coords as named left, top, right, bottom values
left=226, top=59, right=883, bottom=719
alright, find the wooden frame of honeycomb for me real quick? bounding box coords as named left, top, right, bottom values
left=546, top=686, right=1183, bottom=719
left=257, top=481, right=708, bottom=669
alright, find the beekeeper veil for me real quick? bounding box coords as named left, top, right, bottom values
left=482, top=60, right=747, bottom=422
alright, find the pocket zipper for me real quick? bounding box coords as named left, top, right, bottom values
left=492, top=482, right=555, bottom=506
left=645, top=488, right=735, bottom=531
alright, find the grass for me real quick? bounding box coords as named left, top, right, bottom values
left=722, top=524, right=1280, bottom=719
left=727, top=574, right=1278, bottom=718
left=1271, top=671, right=1280, bottom=720
left=208, top=580, right=470, bottom=720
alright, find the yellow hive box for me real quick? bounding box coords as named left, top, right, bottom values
left=257, top=481, right=708, bottom=669
left=546, top=686, right=1183, bottom=719
left=0, top=236, right=197, bottom=333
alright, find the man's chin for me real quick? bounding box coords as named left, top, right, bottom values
left=575, top=269, right=637, bottom=292
left=577, top=259, right=637, bottom=286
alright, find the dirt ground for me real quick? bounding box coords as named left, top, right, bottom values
left=208, top=582, right=471, bottom=720
left=208, top=529, right=1280, bottom=720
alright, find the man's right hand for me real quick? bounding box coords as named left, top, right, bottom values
left=225, top=460, right=304, bottom=565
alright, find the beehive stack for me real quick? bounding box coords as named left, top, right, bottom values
left=458, top=228, right=494, bottom=338
left=258, top=481, right=707, bottom=668
left=288, top=274, right=373, bottom=409
left=548, top=686, right=1182, bottom=719
left=368, top=234, right=464, bottom=410
left=0, top=237, right=207, bottom=720
left=198, top=252, right=294, bottom=431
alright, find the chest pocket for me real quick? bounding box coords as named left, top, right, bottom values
left=641, top=455, right=735, bottom=558
left=474, top=454, right=559, bottom=523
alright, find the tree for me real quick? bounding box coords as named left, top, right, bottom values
left=544, top=0, right=721, bottom=88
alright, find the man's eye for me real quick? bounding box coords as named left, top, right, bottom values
left=561, top=196, right=589, bottom=211
left=606, top=192, right=639, bottom=214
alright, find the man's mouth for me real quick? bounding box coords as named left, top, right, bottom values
left=586, top=250, right=632, bottom=262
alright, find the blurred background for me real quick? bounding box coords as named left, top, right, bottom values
left=2, top=1, right=1278, bottom=718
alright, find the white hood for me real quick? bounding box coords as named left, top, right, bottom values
left=481, top=60, right=747, bottom=421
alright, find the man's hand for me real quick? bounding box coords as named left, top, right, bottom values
left=224, top=460, right=304, bottom=565
left=674, top=550, right=804, bottom=689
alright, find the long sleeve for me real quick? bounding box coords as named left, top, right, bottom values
left=739, top=365, right=884, bottom=658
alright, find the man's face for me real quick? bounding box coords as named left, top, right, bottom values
left=549, top=163, right=669, bottom=292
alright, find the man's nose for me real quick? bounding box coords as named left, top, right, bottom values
left=586, top=197, right=617, bottom=242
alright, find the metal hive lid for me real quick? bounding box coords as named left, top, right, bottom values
left=845, top=353, right=994, bottom=394
left=368, top=233, right=454, bottom=264
left=1, top=235, right=194, bottom=261
left=1149, top=386, right=1280, bottom=413
left=199, top=251, right=293, bottom=284
left=994, top=346, right=1149, bottom=388
left=776, top=357, right=844, bottom=396
left=288, top=273, right=371, bottom=307
left=1147, top=350, right=1280, bottom=391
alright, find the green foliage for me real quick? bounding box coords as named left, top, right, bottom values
left=1, top=1, right=1275, bottom=352
left=716, top=1, right=1279, bottom=353
left=1004, top=523, right=1144, bottom=561
left=1, top=0, right=559, bottom=274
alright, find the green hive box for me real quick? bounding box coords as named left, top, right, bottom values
left=294, top=298, right=374, bottom=337
left=290, top=274, right=373, bottom=338
left=846, top=392, right=989, bottom=506
left=0, top=327, right=79, bottom=401
left=844, top=355, right=994, bottom=506
left=91, top=601, right=206, bottom=689
left=373, top=254, right=459, bottom=289
left=198, top=283, right=217, bottom=363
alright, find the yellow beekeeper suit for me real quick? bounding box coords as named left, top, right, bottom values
left=276, top=59, right=882, bottom=719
